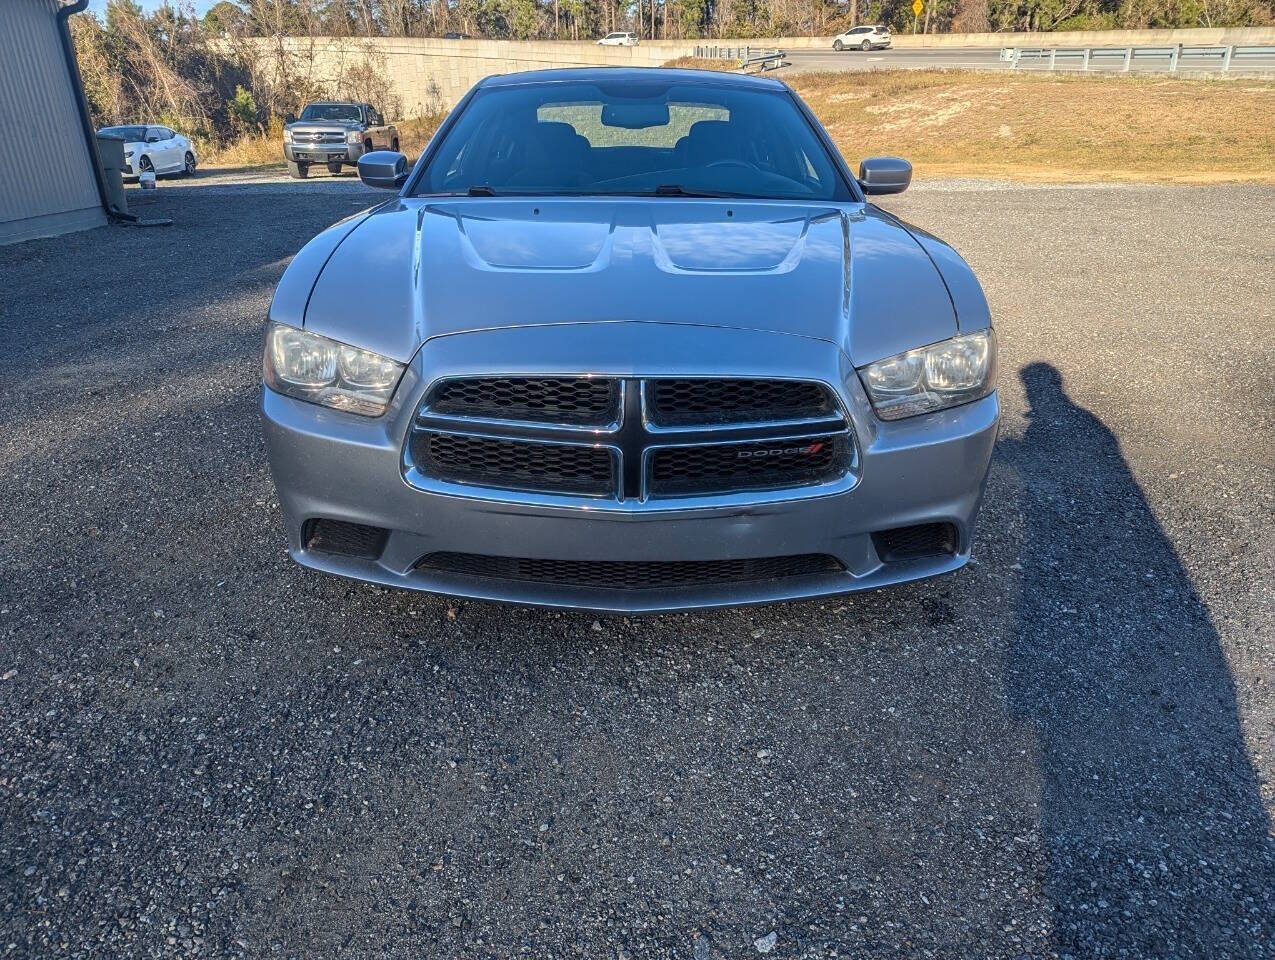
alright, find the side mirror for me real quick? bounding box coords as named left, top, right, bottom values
left=284, top=112, right=297, bottom=124
left=358, top=150, right=408, bottom=190
left=857, top=156, right=911, bottom=195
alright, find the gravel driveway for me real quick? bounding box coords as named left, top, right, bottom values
left=2, top=177, right=1272, bottom=959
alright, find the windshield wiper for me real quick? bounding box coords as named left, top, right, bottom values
left=652, top=184, right=738, bottom=198
left=466, top=185, right=498, bottom=196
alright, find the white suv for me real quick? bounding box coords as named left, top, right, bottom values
left=832, top=25, right=892, bottom=51
left=597, top=32, right=639, bottom=46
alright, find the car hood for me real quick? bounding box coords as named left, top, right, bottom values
left=300, top=198, right=958, bottom=366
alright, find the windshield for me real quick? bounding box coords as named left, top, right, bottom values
left=99, top=125, right=147, bottom=141
left=299, top=104, right=361, bottom=122
left=413, top=79, right=850, bottom=201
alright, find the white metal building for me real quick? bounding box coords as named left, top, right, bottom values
left=0, top=0, right=108, bottom=244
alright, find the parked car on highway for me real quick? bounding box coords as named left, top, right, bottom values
left=833, top=25, right=892, bottom=50
left=282, top=101, right=398, bottom=179
left=597, top=31, right=639, bottom=45
left=262, top=67, right=998, bottom=612
left=97, top=124, right=197, bottom=178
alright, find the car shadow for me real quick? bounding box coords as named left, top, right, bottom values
left=999, top=362, right=1274, bottom=954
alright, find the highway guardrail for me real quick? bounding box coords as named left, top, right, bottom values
left=694, top=45, right=788, bottom=71
left=1004, top=43, right=1275, bottom=73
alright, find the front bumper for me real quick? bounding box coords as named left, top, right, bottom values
left=262, top=323, right=998, bottom=612
left=284, top=142, right=362, bottom=164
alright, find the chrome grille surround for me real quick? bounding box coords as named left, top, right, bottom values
left=293, top=130, right=345, bottom=144
left=404, top=376, right=859, bottom=509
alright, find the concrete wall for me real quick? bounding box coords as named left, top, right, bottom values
left=690, top=26, right=1275, bottom=50
left=1, top=0, right=106, bottom=245
left=259, top=37, right=690, bottom=114
left=259, top=26, right=1275, bottom=117
left=889, top=25, right=1275, bottom=48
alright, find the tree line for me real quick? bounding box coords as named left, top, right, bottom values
left=188, top=0, right=1275, bottom=43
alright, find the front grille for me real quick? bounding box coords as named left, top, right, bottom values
left=303, top=519, right=388, bottom=559
left=647, top=378, right=833, bottom=425
left=409, top=376, right=854, bottom=502
left=416, top=551, right=844, bottom=590
left=872, top=523, right=958, bottom=562
left=428, top=377, right=617, bottom=425
left=649, top=435, right=849, bottom=496
left=412, top=431, right=614, bottom=496
left=295, top=131, right=343, bottom=144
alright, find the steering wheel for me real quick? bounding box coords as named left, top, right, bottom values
left=705, top=159, right=760, bottom=172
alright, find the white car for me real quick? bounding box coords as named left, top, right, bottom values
left=832, top=25, right=892, bottom=51
left=98, top=124, right=198, bottom=178
left=597, top=31, right=639, bottom=46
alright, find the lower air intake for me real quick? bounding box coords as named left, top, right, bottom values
left=871, top=523, right=958, bottom=562
left=416, top=552, right=844, bottom=590
left=303, top=519, right=389, bottom=559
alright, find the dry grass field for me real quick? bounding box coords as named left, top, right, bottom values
left=202, top=68, right=1273, bottom=185
left=666, top=60, right=1275, bottom=184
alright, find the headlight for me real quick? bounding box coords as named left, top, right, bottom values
left=347, top=131, right=363, bottom=144
left=283, top=128, right=293, bottom=142
left=858, top=329, right=996, bottom=420
left=264, top=323, right=405, bottom=417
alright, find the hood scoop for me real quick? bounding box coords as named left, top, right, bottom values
left=457, top=205, right=613, bottom=270
left=653, top=213, right=809, bottom=273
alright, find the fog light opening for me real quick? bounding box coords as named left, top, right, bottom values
left=871, top=522, right=958, bottom=563
left=302, top=519, right=390, bottom=559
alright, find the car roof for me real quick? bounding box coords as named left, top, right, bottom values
left=478, top=67, right=787, bottom=91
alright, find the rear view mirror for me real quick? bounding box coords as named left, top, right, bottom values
left=358, top=150, right=408, bottom=190
left=601, top=102, right=669, bottom=129
left=858, top=156, right=911, bottom=195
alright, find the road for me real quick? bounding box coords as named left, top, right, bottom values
left=785, top=45, right=1007, bottom=72
left=782, top=43, right=1275, bottom=73
left=2, top=176, right=1273, bottom=958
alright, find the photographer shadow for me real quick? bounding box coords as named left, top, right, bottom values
left=1001, top=363, right=1274, bottom=954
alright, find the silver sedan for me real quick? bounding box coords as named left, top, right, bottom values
left=261, top=68, right=998, bottom=612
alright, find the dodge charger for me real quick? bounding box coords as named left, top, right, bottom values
left=261, top=68, right=998, bottom=612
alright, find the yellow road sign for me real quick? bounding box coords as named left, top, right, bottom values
left=913, top=0, right=924, bottom=15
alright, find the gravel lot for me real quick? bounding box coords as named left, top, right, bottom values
left=2, top=175, right=1272, bottom=959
